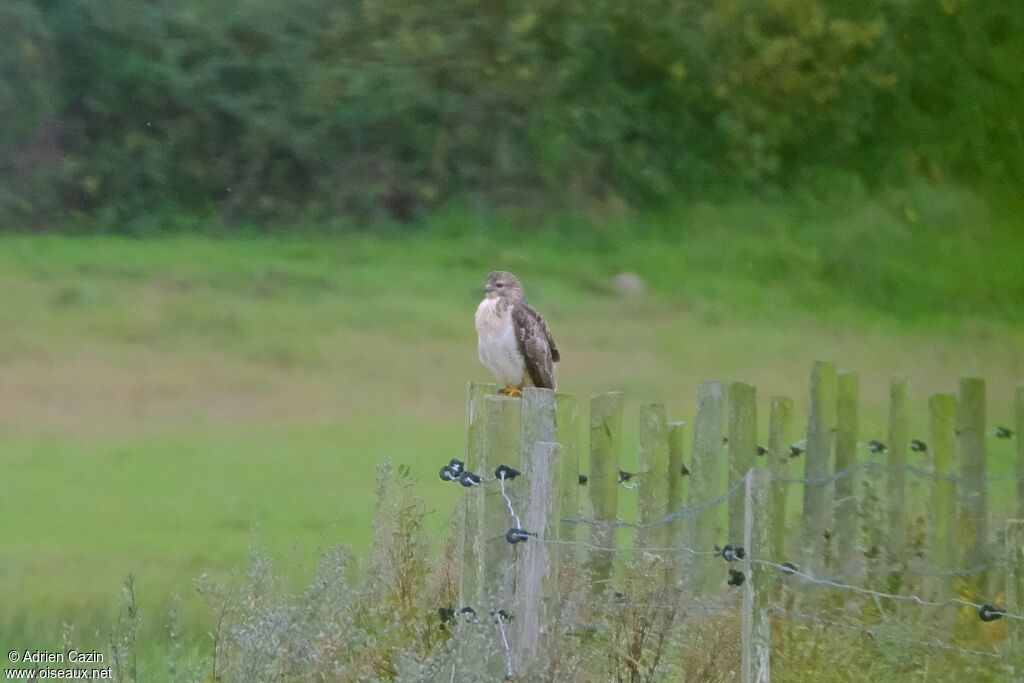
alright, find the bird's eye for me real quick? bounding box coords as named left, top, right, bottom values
left=496, top=282, right=504, bottom=288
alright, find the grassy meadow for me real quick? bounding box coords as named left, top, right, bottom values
left=1, top=192, right=1023, bottom=667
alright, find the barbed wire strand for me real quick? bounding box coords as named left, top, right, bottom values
left=542, top=532, right=1006, bottom=583
left=750, top=557, right=1024, bottom=622
left=562, top=478, right=746, bottom=530
left=531, top=528, right=1024, bottom=624
left=772, top=459, right=1023, bottom=485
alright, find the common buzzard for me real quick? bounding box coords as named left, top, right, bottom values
left=475, top=271, right=560, bottom=396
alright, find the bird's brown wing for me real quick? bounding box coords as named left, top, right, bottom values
left=512, top=301, right=559, bottom=390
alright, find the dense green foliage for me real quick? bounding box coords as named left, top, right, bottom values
left=2, top=0, right=1022, bottom=226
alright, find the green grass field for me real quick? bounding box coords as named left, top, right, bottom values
left=1, top=193, right=1022, bottom=660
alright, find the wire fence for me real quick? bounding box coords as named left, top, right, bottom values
left=446, top=375, right=1024, bottom=679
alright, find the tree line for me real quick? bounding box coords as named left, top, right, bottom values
left=1, top=0, right=1021, bottom=228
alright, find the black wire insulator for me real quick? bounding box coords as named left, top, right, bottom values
left=495, top=464, right=522, bottom=480
left=979, top=604, right=1006, bottom=622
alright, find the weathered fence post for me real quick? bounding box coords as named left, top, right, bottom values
left=885, top=377, right=909, bottom=576
left=637, top=403, right=670, bottom=551
left=482, top=395, right=524, bottom=603
left=523, top=388, right=557, bottom=455
left=1007, top=519, right=1024, bottom=662
left=1016, top=386, right=1024, bottom=520
left=510, top=441, right=561, bottom=678
left=667, top=421, right=687, bottom=583
left=588, top=392, right=624, bottom=591
left=834, top=371, right=859, bottom=580
left=803, top=361, right=837, bottom=577
left=768, top=396, right=794, bottom=564
left=690, top=381, right=726, bottom=593
left=742, top=467, right=771, bottom=683
left=522, top=387, right=557, bottom=581
left=461, top=382, right=496, bottom=607
left=728, top=383, right=757, bottom=546
left=555, top=392, right=580, bottom=564
left=957, top=377, right=988, bottom=596
left=927, top=394, right=956, bottom=605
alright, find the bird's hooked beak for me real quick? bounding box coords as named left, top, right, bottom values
left=484, top=283, right=497, bottom=298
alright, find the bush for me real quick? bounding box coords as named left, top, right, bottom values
left=3, top=0, right=1022, bottom=227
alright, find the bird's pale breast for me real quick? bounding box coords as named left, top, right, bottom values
left=475, top=298, right=527, bottom=385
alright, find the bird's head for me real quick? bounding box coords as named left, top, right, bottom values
left=484, top=271, right=524, bottom=300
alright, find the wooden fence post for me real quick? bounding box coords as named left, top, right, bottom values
left=768, top=396, right=794, bottom=564
left=885, top=377, right=909, bottom=575
left=523, top=388, right=557, bottom=455
left=958, top=377, right=988, bottom=596
left=510, top=441, right=561, bottom=679
left=555, top=392, right=580, bottom=564
left=522, top=387, right=557, bottom=588
left=834, top=371, right=859, bottom=580
left=1016, top=386, right=1024, bottom=520
left=728, top=383, right=758, bottom=546
left=1006, top=519, right=1024, bottom=662
left=482, top=395, right=524, bottom=603
left=637, top=403, right=670, bottom=551
left=742, top=467, right=771, bottom=683
left=461, top=382, right=496, bottom=607
left=667, top=421, right=687, bottom=583
left=803, top=361, right=837, bottom=577
left=927, top=394, right=956, bottom=605
left=689, top=380, right=726, bottom=593
left=588, top=392, right=624, bottom=591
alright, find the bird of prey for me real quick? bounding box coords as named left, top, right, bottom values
left=475, top=271, right=560, bottom=397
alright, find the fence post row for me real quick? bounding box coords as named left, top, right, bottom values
left=458, top=365, right=1021, bottom=679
